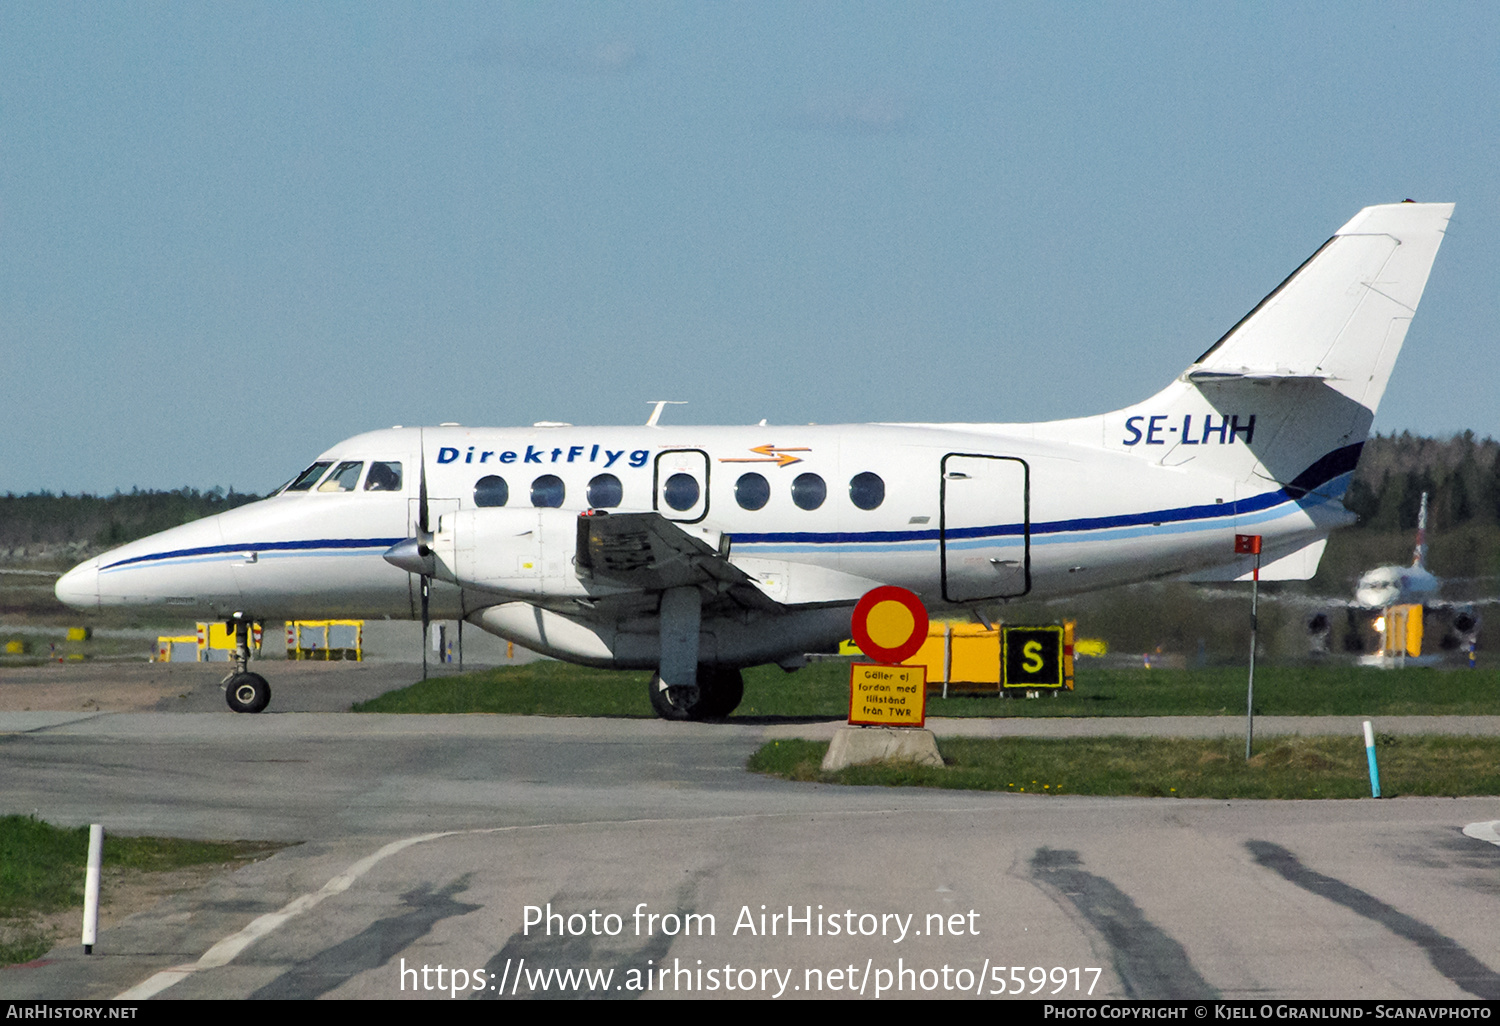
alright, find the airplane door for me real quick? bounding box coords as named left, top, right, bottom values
left=654, top=449, right=710, bottom=523
left=940, top=453, right=1030, bottom=602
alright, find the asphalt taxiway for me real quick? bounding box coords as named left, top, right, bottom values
left=2, top=666, right=1498, bottom=1001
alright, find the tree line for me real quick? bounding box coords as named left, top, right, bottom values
left=0, top=487, right=261, bottom=557
left=1344, top=431, right=1500, bottom=533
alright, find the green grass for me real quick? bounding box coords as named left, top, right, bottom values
left=354, top=660, right=1500, bottom=719
left=0, top=816, right=284, bottom=966
left=354, top=661, right=658, bottom=715
left=749, top=734, right=1500, bottom=799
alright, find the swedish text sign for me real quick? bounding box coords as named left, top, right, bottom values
left=848, top=663, right=927, bottom=727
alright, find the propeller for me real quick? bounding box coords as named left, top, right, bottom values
left=419, top=442, right=430, bottom=680
left=381, top=435, right=436, bottom=679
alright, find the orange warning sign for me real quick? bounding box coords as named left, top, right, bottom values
left=848, top=662, right=927, bottom=727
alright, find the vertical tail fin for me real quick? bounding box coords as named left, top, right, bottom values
left=1109, top=202, right=1453, bottom=502
left=1413, top=490, right=1429, bottom=569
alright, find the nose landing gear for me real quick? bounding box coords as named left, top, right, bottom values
left=221, top=616, right=272, bottom=714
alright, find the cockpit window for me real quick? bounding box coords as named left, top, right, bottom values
left=285, top=461, right=333, bottom=492
left=318, top=461, right=364, bottom=492
left=364, top=461, right=403, bottom=492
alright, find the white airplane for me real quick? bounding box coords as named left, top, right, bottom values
left=1352, top=490, right=1440, bottom=608
left=1311, top=489, right=1483, bottom=658
left=56, top=201, right=1454, bottom=718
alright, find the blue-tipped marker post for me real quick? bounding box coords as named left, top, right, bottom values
left=1363, top=720, right=1381, bottom=798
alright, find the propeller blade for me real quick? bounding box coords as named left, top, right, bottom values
left=418, top=439, right=430, bottom=545
left=418, top=430, right=432, bottom=680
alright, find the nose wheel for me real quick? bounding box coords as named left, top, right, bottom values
left=225, top=672, right=271, bottom=714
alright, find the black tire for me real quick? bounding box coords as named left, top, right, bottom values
left=696, top=666, right=744, bottom=719
left=647, top=672, right=701, bottom=721
left=225, top=672, right=271, bottom=714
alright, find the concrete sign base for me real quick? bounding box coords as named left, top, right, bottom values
left=820, top=725, right=944, bottom=772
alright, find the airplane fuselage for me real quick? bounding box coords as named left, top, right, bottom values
left=56, top=419, right=1347, bottom=668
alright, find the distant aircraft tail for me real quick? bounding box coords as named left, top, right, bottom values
left=1413, top=490, right=1429, bottom=569
left=1108, top=201, right=1453, bottom=504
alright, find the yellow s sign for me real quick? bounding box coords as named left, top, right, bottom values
left=1002, top=625, right=1065, bottom=687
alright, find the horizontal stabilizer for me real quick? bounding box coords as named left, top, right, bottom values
left=1185, top=367, right=1332, bottom=383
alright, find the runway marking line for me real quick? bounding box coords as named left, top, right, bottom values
left=116, top=830, right=457, bottom=1000
left=1463, top=820, right=1500, bottom=846
left=1, top=712, right=108, bottom=735
left=113, top=803, right=1011, bottom=1000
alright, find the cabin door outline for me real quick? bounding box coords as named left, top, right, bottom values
left=940, top=453, right=1030, bottom=602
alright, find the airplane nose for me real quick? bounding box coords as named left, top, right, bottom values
left=55, top=559, right=100, bottom=610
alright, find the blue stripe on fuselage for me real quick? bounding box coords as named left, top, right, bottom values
left=100, top=538, right=406, bottom=572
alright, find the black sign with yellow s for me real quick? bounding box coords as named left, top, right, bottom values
left=1001, top=625, right=1074, bottom=690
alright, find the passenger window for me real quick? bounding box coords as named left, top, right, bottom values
left=587, top=473, right=623, bottom=508
left=663, top=473, right=700, bottom=512
left=318, top=461, right=364, bottom=492
left=365, top=461, right=403, bottom=492
left=474, top=475, right=509, bottom=507
left=849, top=471, right=885, bottom=510
left=792, top=473, right=826, bottom=510
left=735, top=472, right=770, bottom=511
left=531, top=474, right=565, bottom=508
left=285, top=461, right=332, bottom=492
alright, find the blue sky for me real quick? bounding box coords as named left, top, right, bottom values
left=3, top=2, right=1496, bottom=494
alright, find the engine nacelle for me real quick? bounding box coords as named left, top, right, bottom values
left=426, top=508, right=617, bottom=601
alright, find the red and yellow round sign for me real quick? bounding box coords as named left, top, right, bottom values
left=851, top=586, right=929, bottom=664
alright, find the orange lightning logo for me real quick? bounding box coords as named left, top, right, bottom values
left=718, top=444, right=811, bottom=468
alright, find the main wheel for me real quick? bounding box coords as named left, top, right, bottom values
left=696, top=666, right=744, bottom=719
left=225, top=672, right=271, bottom=714
left=647, top=672, right=701, bottom=721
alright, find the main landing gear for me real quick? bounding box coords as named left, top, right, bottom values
left=647, top=586, right=744, bottom=720
left=221, top=616, right=271, bottom=714
left=648, top=666, right=744, bottom=721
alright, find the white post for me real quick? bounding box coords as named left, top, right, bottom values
left=82, top=824, right=103, bottom=953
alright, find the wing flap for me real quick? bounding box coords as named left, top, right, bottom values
left=578, top=513, right=883, bottom=610
left=579, top=512, right=776, bottom=608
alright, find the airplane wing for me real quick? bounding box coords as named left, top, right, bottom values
left=577, top=511, right=776, bottom=609
left=578, top=512, right=885, bottom=610
left=419, top=507, right=884, bottom=615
